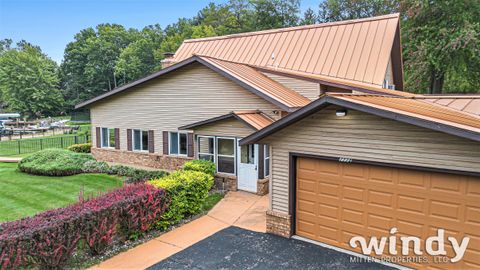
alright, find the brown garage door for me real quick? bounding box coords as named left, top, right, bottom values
left=296, top=157, right=480, bottom=269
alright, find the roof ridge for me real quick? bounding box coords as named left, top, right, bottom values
left=183, top=13, right=399, bottom=43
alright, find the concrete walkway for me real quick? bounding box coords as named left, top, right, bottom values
left=90, top=191, right=268, bottom=270
left=0, top=157, right=22, bottom=163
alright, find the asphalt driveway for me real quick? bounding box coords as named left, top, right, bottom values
left=148, top=226, right=395, bottom=270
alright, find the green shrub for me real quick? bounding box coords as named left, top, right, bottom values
left=82, top=160, right=110, bottom=173
left=183, top=159, right=216, bottom=176
left=18, top=149, right=95, bottom=176
left=67, top=143, right=92, bottom=153
left=82, top=161, right=168, bottom=183
left=107, top=164, right=168, bottom=183
left=149, top=170, right=214, bottom=229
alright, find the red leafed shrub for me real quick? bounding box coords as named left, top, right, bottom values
left=0, top=183, right=168, bottom=269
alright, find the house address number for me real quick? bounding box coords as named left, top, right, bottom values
left=339, top=157, right=353, bottom=163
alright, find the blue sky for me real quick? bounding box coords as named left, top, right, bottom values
left=0, top=0, right=318, bottom=63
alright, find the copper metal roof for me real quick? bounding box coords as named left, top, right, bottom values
left=240, top=93, right=480, bottom=145
left=413, top=95, right=480, bottom=116
left=255, top=65, right=414, bottom=97
left=331, top=94, right=480, bottom=131
left=179, top=110, right=275, bottom=131
left=174, top=14, right=400, bottom=88
left=234, top=111, right=275, bottom=130
left=199, top=56, right=311, bottom=108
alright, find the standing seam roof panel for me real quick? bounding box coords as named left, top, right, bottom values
left=173, top=14, right=400, bottom=87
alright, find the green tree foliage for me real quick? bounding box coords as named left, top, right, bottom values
left=318, top=0, right=399, bottom=22
left=301, top=8, right=318, bottom=25
left=251, top=0, right=301, bottom=30
left=60, top=24, right=141, bottom=107
left=0, top=42, right=64, bottom=118
left=115, top=25, right=164, bottom=85
left=401, top=0, right=480, bottom=93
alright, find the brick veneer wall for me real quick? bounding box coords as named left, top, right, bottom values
left=266, top=210, right=292, bottom=238
left=257, top=178, right=269, bottom=195
left=214, top=174, right=237, bottom=191
left=92, top=148, right=191, bottom=171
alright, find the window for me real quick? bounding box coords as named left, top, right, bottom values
left=240, top=144, right=255, bottom=164
left=264, top=145, right=270, bottom=177
left=133, top=129, right=148, bottom=151
left=169, top=132, right=187, bottom=155
left=216, top=137, right=235, bottom=174
left=101, top=128, right=115, bottom=148
left=198, top=136, right=214, bottom=162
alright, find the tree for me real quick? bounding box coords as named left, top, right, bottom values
left=401, top=0, right=480, bottom=93
left=60, top=24, right=140, bottom=107
left=0, top=42, right=64, bottom=118
left=250, top=0, right=301, bottom=30
left=318, top=0, right=399, bottom=22
left=115, top=25, right=164, bottom=85
left=301, top=8, right=318, bottom=25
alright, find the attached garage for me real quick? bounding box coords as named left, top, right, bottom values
left=295, top=156, right=480, bottom=269
left=240, top=94, right=480, bottom=269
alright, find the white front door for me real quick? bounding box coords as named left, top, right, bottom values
left=237, top=142, right=258, bottom=192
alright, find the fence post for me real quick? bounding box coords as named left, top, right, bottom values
left=18, top=140, right=21, bottom=155
left=40, top=139, right=43, bottom=150
left=61, top=137, right=64, bottom=148
left=74, top=136, right=78, bottom=144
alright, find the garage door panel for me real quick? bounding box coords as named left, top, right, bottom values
left=429, top=200, right=462, bottom=221
left=397, top=194, right=426, bottom=215
left=295, top=157, right=480, bottom=269
left=465, top=205, right=480, bottom=226
left=397, top=169, right=428, bottom=189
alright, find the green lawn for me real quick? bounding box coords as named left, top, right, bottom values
left=0, top=162, right=123, bottom=222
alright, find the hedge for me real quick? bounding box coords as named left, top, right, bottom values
left=67, top=143, right=92, bottom=153
left=183, top=159, right=216, bottom=176
left=18, top=149, right=95, bottom=176
left=0, top=184, right=168, bottom=270
left=149, top=170, right=214, bottom=230
left=82, top=161, right=168, bottom=183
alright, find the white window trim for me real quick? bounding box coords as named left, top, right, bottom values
left=197, top=135, right=215, bottom=161
left=132, top=129, right=149, bottom=152
left=169, top=131, right=188, bottom=156
left=100, top=127, right=115, bottom=149
left=215, top=136, right=236, bottom=175
left=264, top=145, right=270, bottom=177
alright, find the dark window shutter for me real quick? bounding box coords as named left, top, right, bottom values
left=127, top=129, right=132, bottom=151
left=162, top=131, right=169, bottom=155
left=148, top=130, right=155, bottom=153
left=258, top=144, right=264, bottom=179
left=187, top=133, right=194, bottom=157
left=96, top=127, right=101, bottom=148
left=114, top=128, right=120, bottom=150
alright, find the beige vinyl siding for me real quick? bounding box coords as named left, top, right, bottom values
left=261, top=72, right=320, bottom=101
left=90, top=62, right=281, bottom=153
left=260, top=106, right=480, bottom=213
left=194, top=118, right=255, bottom=138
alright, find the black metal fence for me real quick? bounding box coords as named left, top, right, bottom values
left=0, top=135, right=90, bottom=156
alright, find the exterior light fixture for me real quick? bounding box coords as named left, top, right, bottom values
left=336, top=109, right=347, bottom=117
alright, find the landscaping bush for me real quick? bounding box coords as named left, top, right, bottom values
left=183, top=159, right=216, bottom=176
left=110, top=165, right=168, bottom=183
left=0, top=183, right=168, bottom=269
left=149, top=170, right=214, bottom=230
left=18, top=149, right=95, bottom=176
left=67, top=142, right=92, bottom=153
left=82, top=161, right=168, bottom=183
left=82, top=160, right=110, bottom=174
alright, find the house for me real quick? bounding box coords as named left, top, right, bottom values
left=76, top=13, right=480, bottom=269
